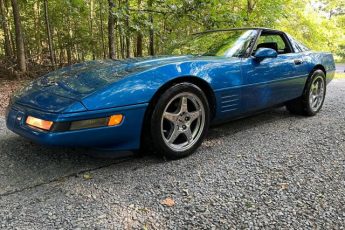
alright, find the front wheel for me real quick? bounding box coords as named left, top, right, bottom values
left=286, top=69, right=326, bottom=116
left=150, top=83, right=210, bottom=159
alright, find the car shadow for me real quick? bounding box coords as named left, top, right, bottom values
left=206, top=106, right=300, bottom=140
left=0, top=106, right=303, bottom=195
left=0, top=131, right=145, bottom=193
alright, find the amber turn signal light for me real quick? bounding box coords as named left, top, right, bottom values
left=69, top=114, right=123, bottom=131
left=108, top=114, right=123, bottom=126
left=26, top=116, right=53, bottom=131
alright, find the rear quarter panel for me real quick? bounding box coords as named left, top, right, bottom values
left=303, top=51, right=336, bottom=83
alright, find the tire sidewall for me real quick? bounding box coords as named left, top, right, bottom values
left=150, top=83, right=210, bottom=159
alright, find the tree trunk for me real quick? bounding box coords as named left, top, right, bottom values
left=66, top=7, right=73, bottom=65
left=0, top=0, right=12, bottom=57
left=125, top=0, right=130, bottom=58
left=99, top=1, right=106, bottom=58
left=148, top=0, right=154, bottom=56
left=136, top=0, right=142, bottom=57
left=89, top=0, right=95, bottom=60
left=67, top=47, right=72, bottom=65
left=56, top=32, right=62, bottom=65
left=247, top=0, right=255, bottom=15
left=108, top=0, right=116, bottom=59
left=44, top=0, right=55, bottom=66
left=118, top=26, right=125, bottom=59
left=116, top=25, right=120, bottom=59
left=33, top=1, right=42, bottom=62
left=11, top=0, right=26, bottom=72
left=136, top=33, right=143, bottom=57
left=5, top=0, right=16, bottom=55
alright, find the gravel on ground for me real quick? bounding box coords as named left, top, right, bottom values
left=0, top=79, right=344, bottom=229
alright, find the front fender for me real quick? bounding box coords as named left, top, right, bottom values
left=81, top=62, right=212, bottom=110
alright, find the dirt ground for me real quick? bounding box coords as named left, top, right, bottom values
left=0, top=79, right=27, bottom=115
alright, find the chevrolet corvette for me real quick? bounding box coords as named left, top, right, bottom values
left=6, top=28, right=336, bottom=159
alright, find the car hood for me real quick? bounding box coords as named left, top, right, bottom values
left=35, top=56, right=195, bottom=97
left=13, top=56, right=194, bottom=113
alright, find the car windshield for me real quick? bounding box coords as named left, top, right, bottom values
left=165, top=29, right=259, bottom=58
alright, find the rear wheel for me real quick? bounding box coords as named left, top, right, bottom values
left=150, top=83, right=210, bottom=159
left=286, top=69, right=326, bottom=116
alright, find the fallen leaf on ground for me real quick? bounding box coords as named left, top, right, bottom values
left=138, top=207, right=149, bottom=213
left=98, top=214, right=106, bottom=219
left=160, top=197, right=175, bottom=207
left=278, top=182, right=289, bottom=190
left=83, top=172, right=93, bottom=180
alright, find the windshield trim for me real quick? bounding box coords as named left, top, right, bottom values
left=192, top=27, right=283, bottom=35
left=193, top=28, right=259, bottom=36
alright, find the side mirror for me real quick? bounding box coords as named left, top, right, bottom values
left=254, top=48, right=278, bottom=61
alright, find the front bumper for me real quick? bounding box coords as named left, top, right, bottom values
left=6, top=103, right=148, bottom=151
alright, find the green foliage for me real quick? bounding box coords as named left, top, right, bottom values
left=278, top=0, right=345, bottom=61
left=0, top=0, right=344, bottom=65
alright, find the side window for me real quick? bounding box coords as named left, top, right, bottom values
left=254, top=33, right=292, bottom=55
left=287, top=34, right=310, bottom=53
left=290, top=40, right=302, bottom=52
left=295, top=41, right=310, bottom=52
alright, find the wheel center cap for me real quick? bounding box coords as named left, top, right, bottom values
left=178, top=113, right=188, bottom=123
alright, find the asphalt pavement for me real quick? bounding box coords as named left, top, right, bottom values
left=0, top=79, right=344, bottom=229
left=336, top=63, right=345, bottom=72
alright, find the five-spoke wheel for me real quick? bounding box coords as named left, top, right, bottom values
left=308, top=75, right=325, bottom=113
left=161, top=93, right=205, bottom=152
left=150, top=83, right=210, bottom=159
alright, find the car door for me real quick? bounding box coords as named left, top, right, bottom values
left=241, top=32, right=308, bottom=112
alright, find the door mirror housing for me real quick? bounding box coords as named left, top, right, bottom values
left=253, top=48, right=278, bottom=61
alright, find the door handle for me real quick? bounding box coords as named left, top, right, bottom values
left=294, top=59, right=303, bottom=65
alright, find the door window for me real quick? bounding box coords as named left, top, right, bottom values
left=253, top=33, right=292, bottom=55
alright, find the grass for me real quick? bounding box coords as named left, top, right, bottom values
left=334, top=72, right=345, bottom=79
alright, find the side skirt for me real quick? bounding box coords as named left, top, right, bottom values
left=210, top=103, right=286, bottom=127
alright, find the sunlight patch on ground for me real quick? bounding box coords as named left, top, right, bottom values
left=334, top=73, right=345, bottom=79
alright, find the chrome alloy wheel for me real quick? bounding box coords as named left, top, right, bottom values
left=161, top=92, right=206, bottom=152
left=308, top=76, right=325, bottom=112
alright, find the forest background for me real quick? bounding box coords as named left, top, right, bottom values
left=0, top=0, right=344, bottom=77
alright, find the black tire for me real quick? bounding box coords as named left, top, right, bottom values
left=149, top=83, right=210, bottom=159
left=286, top=69, right=326, bottom=116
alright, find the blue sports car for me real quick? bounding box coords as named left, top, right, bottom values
left=6, top=28, right=335, bottom=159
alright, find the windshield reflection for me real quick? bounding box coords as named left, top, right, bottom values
left=166, top=29, right=258, bottom=58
